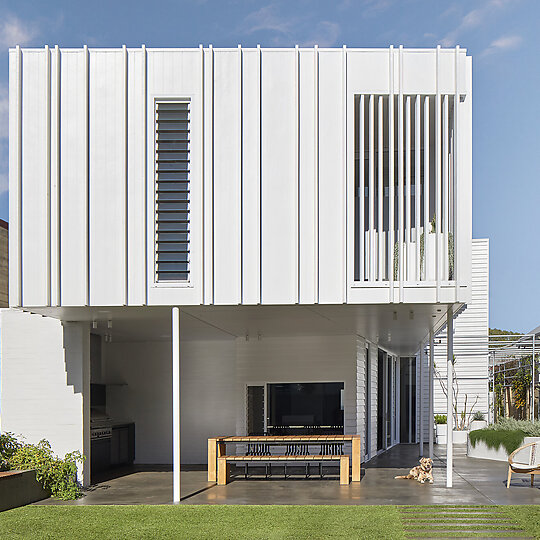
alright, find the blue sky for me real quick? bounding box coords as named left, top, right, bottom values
left=0, top=0, right=538, bottom=332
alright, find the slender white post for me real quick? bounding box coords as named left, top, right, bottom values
left=532, top=335, right=536, bottom=421
left=446, top=306, right=454, bottom=487
left=172, top=307, right=181, bottom=503
left=419, top=347, right=423, bottom=456
left=429, top=331, right=434, bottom=458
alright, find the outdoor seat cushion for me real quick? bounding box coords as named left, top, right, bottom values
left=511, top=462, right=538, bottom=471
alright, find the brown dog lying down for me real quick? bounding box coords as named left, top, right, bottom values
left=395, top=457, right=434, bottom=484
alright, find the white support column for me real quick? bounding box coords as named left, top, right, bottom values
left=419, top=346, right=423, bottom=456
left=429, top=330, right=434, bottom=458
left=446, top=306, right=454, bottom=487
left=172, top=307, right=181, bottom=503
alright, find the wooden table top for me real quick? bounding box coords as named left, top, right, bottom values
left=216, top=435, right=360, bottom=443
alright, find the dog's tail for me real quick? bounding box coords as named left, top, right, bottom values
left=394, top=475, right=408, bottom=479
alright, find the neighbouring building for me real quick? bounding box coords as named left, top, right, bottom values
left=1, top=45, right=488, bottom=497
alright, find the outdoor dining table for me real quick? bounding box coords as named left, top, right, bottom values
left=207, top=434, right=361, bottom=483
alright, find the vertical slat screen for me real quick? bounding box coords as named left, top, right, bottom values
left=354, top=92, right=456, bottom=285
left=423, top=96, right=430, bottom=281
left=414, top=95, right=421, bottom=282
left=155, top=101, right=190, bottom=282
left=405, top=95, right=411, bottom=281
left=377, top=96, right=383, bottom=281
left=368, top=95, right=375, bottom=281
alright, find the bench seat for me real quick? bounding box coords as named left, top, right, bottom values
left=217, top=454, right=350, bottom=485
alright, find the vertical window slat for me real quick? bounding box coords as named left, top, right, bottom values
left=377, top=96, right=384, bottom=281
left=423, top=96, right=430, bottom=281
left=415, top=95, right=421, bottom=281
left=405, top=95, right=411, bottom=281
left=369, top=94, right=375, bottom=281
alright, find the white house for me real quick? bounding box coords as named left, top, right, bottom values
left=1, top=44, right=488, bottom=499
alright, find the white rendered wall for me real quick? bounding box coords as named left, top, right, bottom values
left=433, top=239, right=489, bottom=419
left=103, top=339, right=237, bottom=464
left=103, top=334, right=372, bottom=464
left=0, top=310, right=90, bottom=484
left=9, top=46, right=473, bottom=309
left=235, top=335, right=359, bottom=439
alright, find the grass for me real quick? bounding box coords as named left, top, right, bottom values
left=1, top=505, right=539, bottom=539
left=0, top=505, right=406, bottom=540
left=503, top=506, right=540, bottom=539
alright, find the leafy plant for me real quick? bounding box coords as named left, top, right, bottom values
left=0, top=432, right=22, bottom=471
left=511, top=366, right=531, bottom=415
left=0, top=434, right=84, bottom=500
left=434, top=414, right=447, bottom=425
left=472, top=411, right=485, bottom=421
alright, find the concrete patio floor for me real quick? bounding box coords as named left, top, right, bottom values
left=36, top=444, right=540, bottom=506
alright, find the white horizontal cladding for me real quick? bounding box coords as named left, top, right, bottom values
left=10, top=46, right=471, bottom=308
left=433, top=239, right=489, bottom=417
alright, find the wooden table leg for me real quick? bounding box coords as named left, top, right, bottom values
left=352, top=437, right=361, bottom=482
left=340, top=455, right=350, bottom=485
left=208, top=438, right=217, bottom=482
left=217, top=457, right=230, bottom=485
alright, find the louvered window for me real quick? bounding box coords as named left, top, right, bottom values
left=155, top=101, right=190, bottom=282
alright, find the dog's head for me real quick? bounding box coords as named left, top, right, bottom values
left=419, top=457, right=433, bottom=471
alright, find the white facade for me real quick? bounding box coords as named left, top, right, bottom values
left=2, top=46, right=487, bottom=492
left=9, top=46, right=472, bottom=310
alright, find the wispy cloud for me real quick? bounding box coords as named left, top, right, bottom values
left=0, top=14, right=38, bottom=50
left=480, top=34, right=523, bottom=57
left=359, top=0, right=395, bottom=17
left=241, top=3, right=340, bottom=47
left=439, top=0, right=517, bottom=47
left=301, top=21, right=340, bottom=48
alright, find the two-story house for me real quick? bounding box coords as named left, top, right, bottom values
left=1, top=45, right=488, bottom=500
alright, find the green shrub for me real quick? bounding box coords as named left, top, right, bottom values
left=0, top=432, right=22, bottom=471
left=472, top=411, right=485, bottom=421
left=0, top=433, right=84, bottom=500
left=484, top=418, right=540, bottom=436
left=469, top=428, right=526, bottom=455
left=434, top=414, right=447, bottom=425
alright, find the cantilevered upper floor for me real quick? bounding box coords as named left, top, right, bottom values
left=9, top=45, right=472, bottom=308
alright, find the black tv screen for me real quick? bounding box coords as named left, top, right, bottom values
left=268, top=382, right=344, bottom=434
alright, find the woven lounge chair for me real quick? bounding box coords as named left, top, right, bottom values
left=507, top=441, right=540, bottom=488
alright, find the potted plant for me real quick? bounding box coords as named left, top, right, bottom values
left=435, top=414, right=447, bottom=445
left=470, top=411, right=487, bottom=431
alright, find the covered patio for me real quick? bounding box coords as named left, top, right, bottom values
left=35, top=444, right=540, bottom=506
left=27, top=302, right=460, bottom=499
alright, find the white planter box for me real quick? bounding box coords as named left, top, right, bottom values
left=467, top=435, right=540, bottom=462
left=453, top=431, right=468, bottom=444
left=435, top=425, right=469, bottom=445
left=436, top=424, right=446, bottom=445
left=470, top=420, right=488, bottom=431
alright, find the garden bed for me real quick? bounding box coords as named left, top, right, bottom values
left=467, top=424, right=540, bottom=462
left=0, top=469, right=50, bottom=511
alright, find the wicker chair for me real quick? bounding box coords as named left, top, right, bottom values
left=507, top=441, right=540, bottom=488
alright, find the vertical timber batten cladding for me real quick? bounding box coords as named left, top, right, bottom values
left=8, top=46, right=472, bottom=308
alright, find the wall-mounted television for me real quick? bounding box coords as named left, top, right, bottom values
left=267, top=382, right=344, bottom=435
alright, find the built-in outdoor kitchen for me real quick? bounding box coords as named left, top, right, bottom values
left=90, top=334, right=135, bottom=477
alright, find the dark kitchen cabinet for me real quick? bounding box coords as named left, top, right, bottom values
left=111, top=424, right=135, bottom=466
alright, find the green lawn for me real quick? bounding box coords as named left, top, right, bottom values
left=0, top=505, right=405, bottom=540
left=0, top=505, right=539, bottom=539
left=503, top=506, right=540, bottom=539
